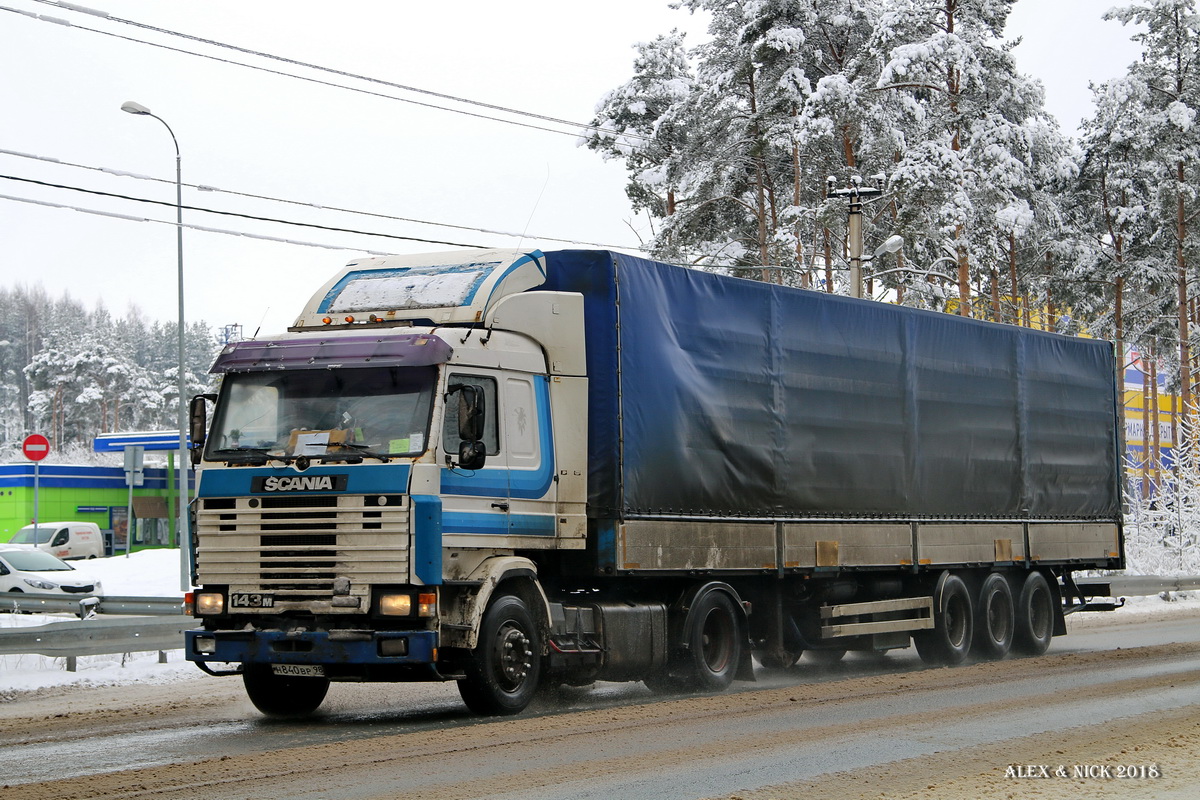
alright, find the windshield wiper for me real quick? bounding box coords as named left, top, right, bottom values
left=322, top=443, right=392, bottom=463
left=217, top=447, right=289, bottom=466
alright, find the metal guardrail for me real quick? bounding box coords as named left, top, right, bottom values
left=0, top=594, right=190, bottom=671
left=0, top=616, right=192, bottom=658
left=1074, top=575, right=1200, bottom=596
left=0, top=594, right=183, bottom=617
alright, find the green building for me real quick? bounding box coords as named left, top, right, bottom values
left=2, top=432, right=192, bottom=553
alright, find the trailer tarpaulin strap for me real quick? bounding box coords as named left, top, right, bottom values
left=543, top=250, right=1120, bottom=521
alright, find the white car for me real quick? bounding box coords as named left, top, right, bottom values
left=0, top=545, right=104, bottom=596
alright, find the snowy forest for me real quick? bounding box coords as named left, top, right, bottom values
left=584, top=0, right=1191, bottom=380
left=0, top=285, right=220, bottom=463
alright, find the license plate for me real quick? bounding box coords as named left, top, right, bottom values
left=230, top=592, right=275, bottom=609
left=272, top=664, right=325, bottom=678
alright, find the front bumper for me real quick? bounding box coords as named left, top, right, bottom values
left=185, top=628, right=438, bottom=668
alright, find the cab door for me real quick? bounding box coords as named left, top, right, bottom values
left=439, top=371, right=556, bottom=545
left=440, top=371, right=510, bottom=543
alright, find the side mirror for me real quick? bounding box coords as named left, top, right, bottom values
left=449, top=384, right=487, bottom=469
left=189, top=393, right=217, bottom=464
left=458, top=440, right=487, bottom=471
left=455, top=384, right=486, bottom=441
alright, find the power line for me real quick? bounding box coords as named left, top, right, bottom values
left=11, top=0, right=652, bottom=144
left=0, top=190, right=394, bottom=254
left=0, top=173, right=492, bottom=248
left=0, top=147, right=640, bottom=250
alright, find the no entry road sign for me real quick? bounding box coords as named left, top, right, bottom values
left=22, top=433, right=50, bottom=462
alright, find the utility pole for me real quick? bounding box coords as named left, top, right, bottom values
left=828, top=176, right=883, bottom=299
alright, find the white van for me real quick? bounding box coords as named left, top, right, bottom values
left=11, top=522, right=105, bottom=560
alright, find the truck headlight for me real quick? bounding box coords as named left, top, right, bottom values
left=194, top=592, right=225, bottom=615
left=379, top=594, right=412, bottom=616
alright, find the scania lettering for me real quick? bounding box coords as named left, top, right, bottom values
left=184, top=249, right=1124, bottom=717
left=257, top=475, right=343, bottom=492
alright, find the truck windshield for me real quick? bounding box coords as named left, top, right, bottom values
left=206, top=365, right=437, bottom=460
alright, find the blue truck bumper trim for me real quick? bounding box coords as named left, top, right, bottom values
left=185, top=628, right=438, bottom=666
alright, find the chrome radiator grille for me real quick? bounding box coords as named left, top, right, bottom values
left=195, top=493, right=410, bottom=610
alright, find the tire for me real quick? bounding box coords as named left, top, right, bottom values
left=242, top=666, right=330, bottom=718
left=644, top=590, right=743, bottom=694
left=1012, top=571, right=1054, bottom=656
left=971, top=572, right=1014, bottom=661
left=689, top=590, right=743, bottom=690
left=457, top=593, right=542, bottom=715
left=913, top=573, right=973, bottom=666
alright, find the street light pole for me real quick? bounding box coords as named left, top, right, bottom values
left=121, top=100, right=190, bottom=592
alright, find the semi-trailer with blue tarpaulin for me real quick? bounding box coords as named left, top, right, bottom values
left=183, top=249, right=1123, bottom=716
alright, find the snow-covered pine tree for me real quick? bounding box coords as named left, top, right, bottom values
left=1104, top=0, right=1200, bottom=413
left=875, top=0, right=1069, bottom=317
left=583, top=30, right=695, bottom=254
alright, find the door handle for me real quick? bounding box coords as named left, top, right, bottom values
left=491, top=502, right=510, bottom=512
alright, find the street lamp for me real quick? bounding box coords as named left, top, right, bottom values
left=121, top=100, right=190, bottom=592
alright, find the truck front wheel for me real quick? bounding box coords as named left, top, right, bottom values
left=242, top=666, right=330, bottom=718
left=458, top=592, right=542, bottom=715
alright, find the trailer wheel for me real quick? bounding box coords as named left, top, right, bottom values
left=242, top=666, right=330, bottom=718
left=1012, top=571, right=1054, bottom=656
left=458, top=592, right=542, bottom=715
left=971, top=572, right=1014, bottom=660
left=913, top=573, right=973, bottom=666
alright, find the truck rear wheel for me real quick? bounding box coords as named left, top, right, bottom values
left=645, top=590, right=743, bottom=694
left=971, top=572, right=1014, bottom=660
left=242, top=666, right=329, bottom=718
left=458, top=592, right=542, bottom=715
left=913, top=573, right=973, bottom=666
left=1012, top=571, right=1054, bottom=656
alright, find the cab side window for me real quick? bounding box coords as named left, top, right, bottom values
left=51, top=529, right=69, bottom=547
left=443, top=375, right=499, bottom=455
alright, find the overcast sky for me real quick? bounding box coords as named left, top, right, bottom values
left=0, top=0, right=1143, bottom=338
